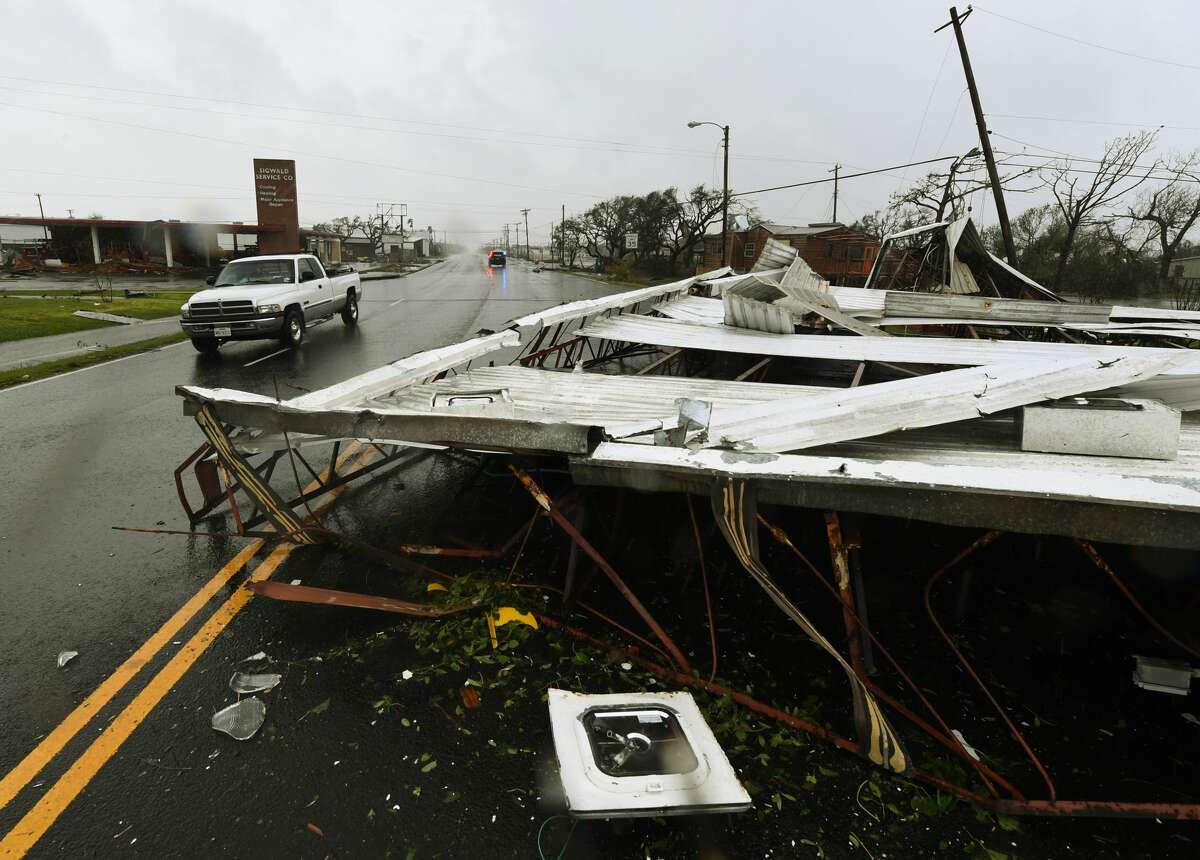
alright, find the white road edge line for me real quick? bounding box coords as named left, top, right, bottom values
left=0, top=341, right=188, bottom=395
left=243, top=347, right=290, bottom=368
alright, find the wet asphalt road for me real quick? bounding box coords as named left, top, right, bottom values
left=0, top=255, right=624, bottom=857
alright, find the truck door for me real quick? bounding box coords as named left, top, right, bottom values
left=299, top=257, right=331, bottom=320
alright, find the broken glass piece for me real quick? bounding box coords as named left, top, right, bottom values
left=56, top=651, right=78, bottom=668
left=229, top=672, right=282, bottom=694
left=212, top=697, right=266, bottom=741
left=241, top=651, right=268, bottom=663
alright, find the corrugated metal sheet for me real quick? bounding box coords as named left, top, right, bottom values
left=576, top=314, right=1200, bottom=372
left=574, top=315, right=1200, bottom=408
left=285, top=330, right=521, bottom=410
left=580, top=441, right=1200, bottom=514
left=723, top=292, right=793, bottom=333
left=657, top=296, right=725, bottom=325
left=751, top=237, right=798, bottom=272
left=703, top=354, right=1185, bottom=453
left=376, top=365, right=829, bottom=433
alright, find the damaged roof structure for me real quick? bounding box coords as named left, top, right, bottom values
left=171, top=224, right=1200, bottom=822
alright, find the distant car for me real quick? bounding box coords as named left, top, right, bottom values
left=487, top=250, right=506, bottom=268
left=180, top=254, right=361, bottom=354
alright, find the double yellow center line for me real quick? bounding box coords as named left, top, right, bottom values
left=0, top=441, right=372, bottom=857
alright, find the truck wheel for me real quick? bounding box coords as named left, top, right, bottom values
left=192, top=337, right=220, bottom=354
left=341, top=291, right=359, bottom=325
left=281, top=308, right=305, bottom=348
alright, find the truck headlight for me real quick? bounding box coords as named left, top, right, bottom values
left=180, top=305, right=191, bottom=319
left=256, top=304, right=283, bottom=314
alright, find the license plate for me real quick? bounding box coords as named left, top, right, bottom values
left=214, top=326, right=232, bottom=338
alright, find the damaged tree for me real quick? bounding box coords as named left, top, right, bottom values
left=1043, top=130, right=1160, bottom=290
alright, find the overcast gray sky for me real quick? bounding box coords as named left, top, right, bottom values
left=2, top=0, right=1198, bottom=244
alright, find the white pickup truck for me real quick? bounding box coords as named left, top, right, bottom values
left=180, top=254, right=361, bottom=354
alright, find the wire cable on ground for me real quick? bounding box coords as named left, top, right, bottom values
left=536, top=815, right=578, bottom=860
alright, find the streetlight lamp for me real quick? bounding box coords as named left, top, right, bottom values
left=688, top=121, right=730, bottom=268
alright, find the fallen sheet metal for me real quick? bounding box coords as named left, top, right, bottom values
left=212, top=697, right=266, bottom=741
left=229, top=671, right=282, bottom=695
left=700, top=354, right=1187, bottom=453
left=547, top=688, right=752, bottom=818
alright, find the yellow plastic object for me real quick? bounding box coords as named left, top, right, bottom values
left=426, top=582, right=448, bottom=593
left=486, top=606, right=538, bottom=649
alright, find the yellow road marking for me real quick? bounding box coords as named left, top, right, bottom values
left=0, top=440, right=363, bottom=816
left=0, top=443, right=376, bottom=858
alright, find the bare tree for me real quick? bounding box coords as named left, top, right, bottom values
left=890, top=154, right=1037, bottom=222
left=1043, top=130, right=1159, bottom=289
left=1124, top=149, right=1200, bottom=291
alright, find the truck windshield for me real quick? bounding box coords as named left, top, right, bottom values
left=214, top=259, right=295, bottom=287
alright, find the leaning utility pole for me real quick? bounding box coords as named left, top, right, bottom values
left=829, top=164, right=840, bottom=222
left=938, top=6, right=1017, bottom=265
left=35, top=193, right=48, bottom=241
left=520, top=208, right=531, bottom=260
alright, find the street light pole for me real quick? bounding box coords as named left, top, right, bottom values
left=688, top=121, right=731, bottom=268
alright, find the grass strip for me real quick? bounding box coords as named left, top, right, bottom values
left=0, top=332, right=187, bottom=389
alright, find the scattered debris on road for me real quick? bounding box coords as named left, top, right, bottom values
left=229, top=671, right=282, bottom=695
left=56, top=650, right=78, bottom=668
left=211, top=697, right=267, bottom=741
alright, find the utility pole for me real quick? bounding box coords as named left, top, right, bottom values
left=514, top=222, right=520, bottom=257
left=829, top=164, right=840, bottom=222
left=938, top=6, right=1017, bottom=265
left=520, top=208, right=531, bottom=260
left=721, top=125, right=730, bottom=268
left=561, top=204, right=566, bottom=266
left=35, top=193, right=48, bottom=241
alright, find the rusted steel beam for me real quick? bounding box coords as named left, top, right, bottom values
left=509, top=464, right=693, bottom=675
left=518, top=335, right=585, bottom=367
left=686, top=494, right=719, bottom=684
left=635, top=349, right=684, bottom=376
left=243, top=447, right=413, bottom=531
left=247, top=581, right=472, bottom=617
left=1076, top=540, right=1200, bottom=661
left=825, top=512, right=865, bottom=676
left=562, top=503, right=587, bottom=608
left=733, top=358, right=771, bottom=382
left=991, top=799, right=1200, bottom=821
left=758, top=514, right=1007, bottom=799
left=844, top=521, right=876, bottom=674
left=925, top=532, right=1058, bottom=801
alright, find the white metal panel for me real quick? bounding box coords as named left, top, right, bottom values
left=575, top=315, right=1200, bottom=374
left=377, top=365, right=830, bottom=432
left=751, top=237, right=798, bottom=272
left=581, top=442, right=1200, bottom=513
left=656, top=296, right=725, bottom=325
left=702, top=354, right=1186, bottom=453
left=287, top=330, right=520, bottom=409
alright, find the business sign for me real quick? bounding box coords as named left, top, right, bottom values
left=253, top=158, right=299, bottom=252
left=624, top=232, right=638, bottom=250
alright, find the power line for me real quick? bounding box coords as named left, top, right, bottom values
left=0, top=76, right=836, bottom=166
left=974, top=5, right=1200, bottom=72
left=988, top=112, right=1200, bottom=132
left=0, top=100, right=603, bottom=200
left=734, top=156, right=958, bottom=197
left=0, top=167, right=562, bottom=210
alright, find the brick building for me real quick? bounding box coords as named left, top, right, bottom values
left=699, top=221, right=879, bottom=285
